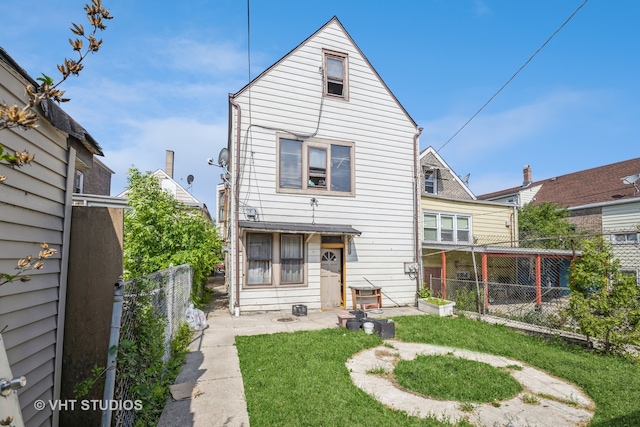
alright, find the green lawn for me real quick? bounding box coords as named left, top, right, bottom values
left=235, top=315, right=640, bottom=427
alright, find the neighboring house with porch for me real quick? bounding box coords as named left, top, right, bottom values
left=0, top=46, right=104, bottom=426
left=221, top=16, right=422, bottom=313
left=478, top=158, right=640, bottom=283
left=419, top=147, right=515, bottom=295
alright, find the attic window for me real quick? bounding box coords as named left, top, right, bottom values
left=324, top=50, right=348, bottom=99
left=424, top=169, right=437, bottom=194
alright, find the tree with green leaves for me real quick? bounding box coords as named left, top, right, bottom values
left=567, top=236, right=640, bottom=354
left=123, top=168, right=222, bottom=303
left=518, top=202, right=581, bottom=249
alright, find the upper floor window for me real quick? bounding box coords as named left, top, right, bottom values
left=324, top=50, right=348, bottom=99
left=612, top=233, right=639, bottom=244
left=424, top=169, right=437, bottom=194
left=278, top=137, right=354, bottom=195
left=424, top=212, right=471, bottom=243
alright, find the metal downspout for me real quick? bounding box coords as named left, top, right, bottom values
left=413, top=127, right=424, bottom=295
left=229, top=94, right=242, bottom=314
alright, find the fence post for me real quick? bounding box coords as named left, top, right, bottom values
left=101, top=277, right=125, bottom=427
left=535, top=254, right=542, bottom=307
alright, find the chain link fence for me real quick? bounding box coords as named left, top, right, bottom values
left=110, top=264, right=193, bottom=427
left=426, top=232, right=640, bottom=331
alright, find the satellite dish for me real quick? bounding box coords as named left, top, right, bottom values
left=187, top=174, right=194, bottom=185
left=218, top=148, right=229, bottom=168
left=622, top=173, right=640, bottom=194
left=622, top=173, right=640, bottom=185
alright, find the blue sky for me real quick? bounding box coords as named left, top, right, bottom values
left=1, top=0, right=638, bottom=214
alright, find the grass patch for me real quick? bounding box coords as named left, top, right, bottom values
left=395, top=354, right=522, bottom=402
left=237, top=315, right=640, bottom=426
left=236, top=329, right=465, bottom=426
left=394, top=315, right=640, bottom=426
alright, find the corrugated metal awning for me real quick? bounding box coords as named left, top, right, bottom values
left=239, top=220, right=361, bottom=236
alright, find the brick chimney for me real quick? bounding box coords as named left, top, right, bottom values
left=166, top=150, right=174, bottom=178
left=523, top=165, right=532, bottom=187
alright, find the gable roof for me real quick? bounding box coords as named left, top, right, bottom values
left=0, top=46, right=103, bottom=156
left=478, top=157, right=640, bottom=208
left=231, top=16, right=417, bottom=127
left=419, top=146, right=476, bottom=199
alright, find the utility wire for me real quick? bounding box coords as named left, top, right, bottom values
left=437, top=0, right=589, bottom=153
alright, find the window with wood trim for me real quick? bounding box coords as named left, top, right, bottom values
left=324, top=51, right=348, bottom=99
left=278, top=137, right=354, bottom=195
left=246, top=233, right=272, bottom=285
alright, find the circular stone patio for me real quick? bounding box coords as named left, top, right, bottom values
left=346, top=342, right=594, bottom=427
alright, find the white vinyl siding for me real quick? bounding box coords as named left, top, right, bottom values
left=229, top=19, right=417, bottom=311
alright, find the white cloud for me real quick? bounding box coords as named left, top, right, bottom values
left=422, top=88, right=600, bottom=158
left=103, top=117, right=228, bottom=209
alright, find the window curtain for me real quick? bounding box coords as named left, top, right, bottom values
left=247, top=234, right=271, bottom=284
left=281, top=235, right=303, bottom=283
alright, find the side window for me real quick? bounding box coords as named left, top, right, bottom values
left=330, top=144, right=351, bottom=192
left=246, top=234, right=272, bottom=285
left=74, top=170, right=84, bottom=193
left=324, top=51, right=348, bottom=99
left=424, top=214, right=438, bottom=241
left=279, top=139, right=302, bottom=189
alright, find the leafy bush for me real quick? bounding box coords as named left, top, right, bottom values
left=566, top=237, right=640, bottom=353
left=123, top=168, right=222, bottom=304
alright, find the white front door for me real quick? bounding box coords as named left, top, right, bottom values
left=320, top=249, right=342, bottom=309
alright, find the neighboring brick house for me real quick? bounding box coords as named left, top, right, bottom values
left=73, top=155, right=114, bottom=196
left=478, top=158, right=640, bottom=234
left=479, top=159, right=640, bottom=283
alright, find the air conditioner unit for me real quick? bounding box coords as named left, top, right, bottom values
left=245, top=207, right=257, bottom=219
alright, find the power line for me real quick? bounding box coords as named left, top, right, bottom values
left=437, top=0, right=589, bottom=153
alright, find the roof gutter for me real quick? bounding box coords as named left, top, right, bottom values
left=229, top=94, right=241, bottom=313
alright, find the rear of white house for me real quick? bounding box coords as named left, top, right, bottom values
left=220, top=17, right=421, bottom=313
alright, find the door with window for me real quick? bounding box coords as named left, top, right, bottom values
left=321, top=249, right=342, bottom=309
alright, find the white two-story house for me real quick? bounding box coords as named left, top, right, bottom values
left=220, top=17, right=422, bottom=313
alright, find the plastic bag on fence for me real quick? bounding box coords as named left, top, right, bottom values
left=185, top=303, right=208, bottom=331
